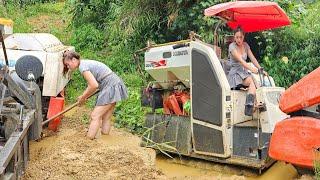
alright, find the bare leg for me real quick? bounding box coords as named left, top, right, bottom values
left=87, top=105, right=112, bottom=139
left=243, top=76, right=256, bottom=95
left=101, top=103, right=116, bottom=135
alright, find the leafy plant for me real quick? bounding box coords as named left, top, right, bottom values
left=315, top=148, right=320, bottom=179
left=113, top=73, right=145, bottom=133
left=70, top=24, right=105, bottom=51
left=258, top=1, right=320, bottom=87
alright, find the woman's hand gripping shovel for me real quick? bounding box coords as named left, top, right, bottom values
left=42, top=90, right=99, bottom=128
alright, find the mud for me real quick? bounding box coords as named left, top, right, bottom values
left=156, top=155, right=255, bottom=180
left=23, top=106, right=315, bottom=179
left=23, top=107, right=164, bottom=180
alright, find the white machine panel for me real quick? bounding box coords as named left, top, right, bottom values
left=145, top=46, right=190, bottom=88
left=256, top=87, right=289, bottom=133
left=0, top=33, right=75, bottom=96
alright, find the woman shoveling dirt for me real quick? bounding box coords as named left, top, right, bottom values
left=63, top=50, right=128, bottom=139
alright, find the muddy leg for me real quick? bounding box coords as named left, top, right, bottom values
left=87, top=105, right=110, bottom=139
left=101, top=103, right=116, bottom=135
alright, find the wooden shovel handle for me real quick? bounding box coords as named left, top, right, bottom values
left=42, top=90, right=99, bottom=126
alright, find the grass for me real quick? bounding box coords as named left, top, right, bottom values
left=0, top=2, right=72, bottom=44
left=315, top=148, right=320, bottom=179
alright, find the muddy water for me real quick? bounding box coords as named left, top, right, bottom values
left=156, top=155, right=300, bottom=180
left=156, top=155, right=253, bottom=179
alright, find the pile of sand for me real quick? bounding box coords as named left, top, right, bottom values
left=23, top=108, right=164, bottom=180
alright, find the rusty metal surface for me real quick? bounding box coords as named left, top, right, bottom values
left=142, top=113, right=192, bottom=155
left=0, top=110, right=35, bottom=179
left=188, top=152, right=274, bottom=170
left=0, top=111, right=34, bottom=168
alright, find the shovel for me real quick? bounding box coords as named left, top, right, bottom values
left=42, top=90, right=99, bottom=126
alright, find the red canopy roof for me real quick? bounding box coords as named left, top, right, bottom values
left=204, top=1, right=291, bottom=32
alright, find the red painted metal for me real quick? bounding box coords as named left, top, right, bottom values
left=269, top=117, right=320, bottom=168
left=163, top=92, right=190, bottom=115
left=204, top=1, right=291, bottom=32
left=279, top=67, right=320, bottom=114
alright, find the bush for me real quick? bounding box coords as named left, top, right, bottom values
left=70, top=24, right=106, bottom=51
left=260, top=1, right=320, bottom=87
left=114, top=73, right=145, bottom=133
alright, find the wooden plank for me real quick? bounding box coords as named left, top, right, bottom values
left=23, top=136, right=29, bottom=169
left=0, top=136, right=20, bottom=170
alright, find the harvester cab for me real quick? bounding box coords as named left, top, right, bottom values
left=141, top=1, right=291, bottom=171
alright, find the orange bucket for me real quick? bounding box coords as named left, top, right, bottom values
left=47, top=96, right=65, bottom=131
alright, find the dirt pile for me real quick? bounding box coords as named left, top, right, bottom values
left=22, top=106, right=315, bottom=180
left=23, top=108, right=164, bottom=180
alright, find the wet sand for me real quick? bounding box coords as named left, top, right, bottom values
left=22, top=106, right=314, bottom=179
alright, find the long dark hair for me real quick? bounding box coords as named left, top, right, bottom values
left=62, top=50, right=81, bottom=75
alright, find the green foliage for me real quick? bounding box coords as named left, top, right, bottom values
left=315, top=149, right=320, bottom=179
left=80, top=113, right=90, bottom=124
left=0, top=2, right=71, bottom=44
left=70, top=24, right=105, bottom=51
left=67, top=0, right=234, bottom=85
left=2, top=0, right=57, bottom=8
left=260, top=1, right=320, bottom=87
left=316, top=162, right=320, bottom=179
left=114, top=73, right=145, bottom=133
left=65, top=71, right=87, bottom=102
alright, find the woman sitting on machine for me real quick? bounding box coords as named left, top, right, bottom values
left=227, top=27, right=267, bottom=116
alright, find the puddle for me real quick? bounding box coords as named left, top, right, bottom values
left=156, top=154, right=299, bottom=180
left=156, top=154, right=257, bottom=179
